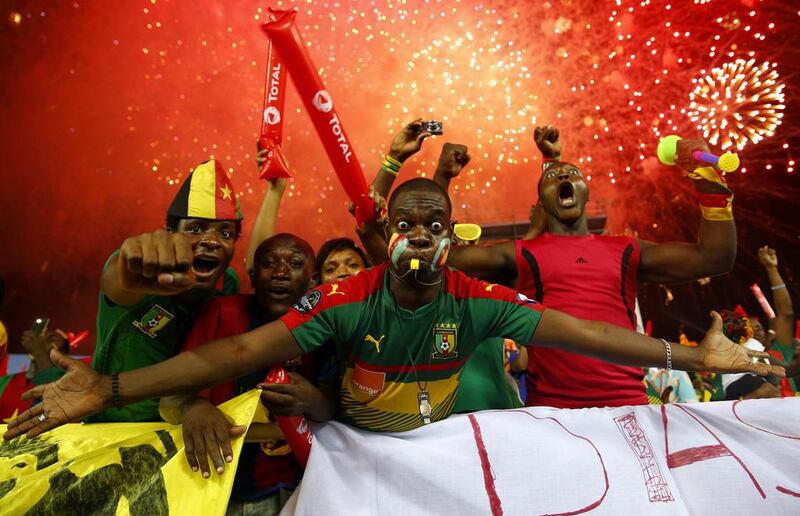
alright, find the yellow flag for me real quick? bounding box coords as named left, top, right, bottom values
left=0, top=390, right=262, bottom=515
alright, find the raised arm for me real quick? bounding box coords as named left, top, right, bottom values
left=638, top=138, right=736, bottom=284
left=358, top=120, right=433, bottom=263
left=4, top=320, right=301, bottom=439
left=431, top=142, right=471, bottom=192
left=532, top=308, right=783, bottom=376
left=758, top=246, right=795, bottom=346
left=523, top=202, right=548, bottom=240
left=447, top=242, right=518, bottom=282
left=101, top=231, right=197, bottom=306
left=372, top=118, right=431, bottom=198
left=245, top=175, right=287, bottom=273
left=637, top=222, right=736, bottom=283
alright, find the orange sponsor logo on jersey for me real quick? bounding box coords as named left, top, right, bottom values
left=351, top=363, right=385, bottom=397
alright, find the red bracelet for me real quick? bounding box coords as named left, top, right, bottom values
left=698, top=193, right=733, bottom=221
left=698, top=192, right=732, bottom=208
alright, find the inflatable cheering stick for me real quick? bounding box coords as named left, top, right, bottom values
left=657, top=135, right=740, bottom=173
left=261, top=11, right=375, bottom=226
left=257, top=138, right=291, bottom=180
left=258, top=9, right=291, bottom=180
left=750, top=283, right=776, bottom=320
left=264, top=365, right=313, bottom=467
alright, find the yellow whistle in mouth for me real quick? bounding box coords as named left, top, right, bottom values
left=410, top=258, right=420, bottom=270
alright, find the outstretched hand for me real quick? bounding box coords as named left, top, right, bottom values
left=389, top=119, right=432, bottom=163
left=3, top=348, right=109, bottom=440
left=534, top=125, right=561, bottom=160
left=696, top=311, right=785, bottom=376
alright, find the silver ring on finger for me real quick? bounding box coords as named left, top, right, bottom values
left=38, top=413, right=47, bottom=422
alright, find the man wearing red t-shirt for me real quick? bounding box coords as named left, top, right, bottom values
left=443, top=126, right=737, bottom=408
left=159, top=233, right=337, bottom=515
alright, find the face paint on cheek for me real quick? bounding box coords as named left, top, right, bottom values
left=431, top=238, right=451, bottom=271
left=387, top=233, right=409, bottom=269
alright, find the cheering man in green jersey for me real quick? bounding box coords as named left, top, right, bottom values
left=4, top=179, right=783, bottom=441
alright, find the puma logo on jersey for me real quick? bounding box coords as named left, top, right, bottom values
left=364, top=334, right=385, bottom=353
left=484, top=283, right=497, bottom=292
left=328, top=283, right=345, bottom=296
left=575, top=257, right=588, bottom=264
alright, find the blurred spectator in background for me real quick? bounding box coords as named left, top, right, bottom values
left=719, top=309, right=781, bottom=400
left=0, top=326, right=70, bottom=422
left=756, top=246, right=798, bottom=395
left=316, top=238, right=369, bottom=285
left=645, top=368, right=699, bottom=404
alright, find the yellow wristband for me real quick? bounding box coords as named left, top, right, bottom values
left=384, top=154, right=403, bottom=168
left=700, top=206, right=734, bottom=221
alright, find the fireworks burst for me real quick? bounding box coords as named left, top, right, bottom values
left=687, top=59, right=785, bottom=151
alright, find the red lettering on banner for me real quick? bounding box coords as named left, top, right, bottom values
left=732, top=400, right=800, bottom=500
left=468, top=415, right=503, bottom=516
left=732, top=400, right=800, bottom=440
left=776, top=486, right=800, bottom=498
left=511, top=410, right=608, bottom=515
left=613, top=413, right=674, bottom=502
left=661, top=405, right=765, bottom=498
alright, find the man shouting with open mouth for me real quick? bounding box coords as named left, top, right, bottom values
left=89, top=159, right=244, bottom=422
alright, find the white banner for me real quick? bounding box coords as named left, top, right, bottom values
left=284, top=398, right=800, bottom=515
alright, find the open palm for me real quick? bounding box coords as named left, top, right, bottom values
left=697, top=311, right=784, bottom=377
left=3, top=349, right=107, bottom=440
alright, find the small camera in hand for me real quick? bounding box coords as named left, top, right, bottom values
left=421, top=120, right=443, bottom=135
left=31, top=317, right=50, bottom=336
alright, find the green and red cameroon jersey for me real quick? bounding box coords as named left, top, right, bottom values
left=280, top=264, right=545, bottom=432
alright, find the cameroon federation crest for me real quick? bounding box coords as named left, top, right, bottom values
left=133, top=304, right=174, bottom=339
left=432, top=323, right=458, bottom=359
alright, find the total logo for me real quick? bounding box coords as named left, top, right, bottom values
left=263, top=106, right=281, bottom=125
left=312, top=90, right=333, bottom=113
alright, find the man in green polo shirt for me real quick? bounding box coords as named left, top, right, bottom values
left=89, top=159, right=243, bottom=422
left=5, top=179, right=784, bottom=441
